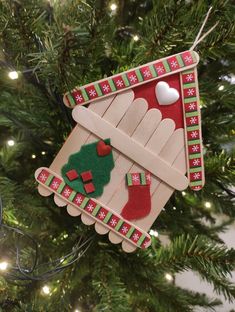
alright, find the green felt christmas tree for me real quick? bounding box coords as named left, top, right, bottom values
left=0, top=0, right=234, bottom=311
left=61, top=139, right=114, bottom=197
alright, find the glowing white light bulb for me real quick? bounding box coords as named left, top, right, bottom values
left=149, top=229, right=159, bottom=237
left=165, top=273, right=173, bottom=281
left=173, top=206, right=177, bottom=210
left=204, top=201, right=212, bottom=208
left=31, top=154, right=36, bottom=159
left=0, top=261, right=8, bottom=271
left=218, top=85, right=224, bottom=91
left=8, top=71, right=19, bottom=80
left=133, top=35, right=139, bottom=41
left=74, top=309, right=81, bottom=312
left=7, top=139, right=15, bottom=147
left=110, top=3, right=117, bottom=11
left=41, top=151, right=46, bottom=155
left=182, top=191, right=186, bottom=196
left=42, top=285, right=50, bottom=295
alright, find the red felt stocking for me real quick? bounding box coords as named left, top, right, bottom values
left=121, top=172, right=151, bottom=221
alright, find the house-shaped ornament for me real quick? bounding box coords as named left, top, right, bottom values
left=35, top=50, right=205, bottom=252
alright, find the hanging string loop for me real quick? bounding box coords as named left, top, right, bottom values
left=190, top=7, right=219, bottom=51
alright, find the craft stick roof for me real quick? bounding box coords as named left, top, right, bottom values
left=63, top=50, right=199, bottom=108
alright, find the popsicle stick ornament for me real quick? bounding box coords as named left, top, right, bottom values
left=35, top=9, right=219, bottom=251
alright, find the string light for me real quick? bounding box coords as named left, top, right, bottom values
left=7, top=139, right=15, bottom=147
left=41, top=151, right=46, bottom=155
left=182, top=191, right=186, bottom=196
left=31, top=154, right=36, bottom=159
left=74, top=309, right=81, bottom=312
left=0, top=261, right=9, bottom=271
left=173, top=206, right=177, bottom=210
left=218, top=85, right=224, bottom=91
left=204, top=201, right=212, bottom=208
left=133, top=35, right=139, bottom=41
left=149, top=229, right=159, bottom=237
left=165, top=273, right=173, bottom=281
left=0, top=197, right=93, bottom=282
left=8, top=71, right=19, bottom=80
left=110, top=3, right=117, bottom=11
left=42, top=285, right=50, bottom=295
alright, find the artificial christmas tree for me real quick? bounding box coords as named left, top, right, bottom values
left=0, top=0, right=235, bottom=311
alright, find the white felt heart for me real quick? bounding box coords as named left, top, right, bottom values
left=155, top=81, right=179, bottom=105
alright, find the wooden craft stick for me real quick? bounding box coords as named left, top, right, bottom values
left=95, top=99, right=154, bottom=239
left=126, top=129, right=185, bottom=224
left=75, top=98, right=119, bottom=226
left=146, top=119, right=175, bottom=154
left=121, top=130, right=186, bottom=252
left=108, top=117, right=176, bottom=247
left=149, top=128, right=185, bottom=194
left=64, top=96, right=115, bottom=217
left=50, top=95, right=115, bottom=174
left=137, top=148, right=187, bottom=231
left=101, top=89, right=135, bottom=160
left=73, top=106, right=188, bottom=190
left=81, top=213, right=96, bottom=225
left=54, top=194, right=67, bottom=207
left=98, top=98, right=149, bottom=204
left=85, top=90, right=135, bottom=233
left=85, top=90, right=134, bottom=158
left=38, top=184, right=53, bottom=197
left=122, top=241, right=137, bottom=253
left=109, top=119, right=177, bottom=214
left=67, top=204, right=81, bottom=217
left=94, top=98, right=148, bottom=235
left=100, top=90, right=135, bottom=126
left=180, top=68, right=205, bottom=190
left=116, top=98, right=148, bottom=134
left=89, top=94, right=116, bottom=115
left=108, top=108, right=163, bottom=245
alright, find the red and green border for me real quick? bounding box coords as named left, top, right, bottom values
left=64, top=51, right=198, bottom=107
left=36, top=168, right=151, bottom=249
left=180, top=69, right=205, bottom=191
